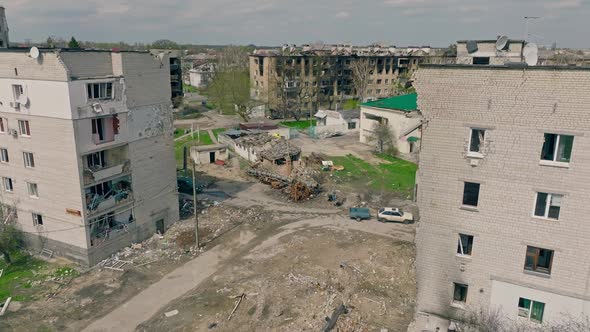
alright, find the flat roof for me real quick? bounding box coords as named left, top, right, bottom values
left=421, top=64, right=590, bottom=71
left=0, top=47, right=149, bottom=54
left=361, top=93, right=418, bottom=112
left=456, top=39, right=525, bottom=43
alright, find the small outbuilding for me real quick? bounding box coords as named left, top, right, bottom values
left=190, top=144, right=229, bottom=165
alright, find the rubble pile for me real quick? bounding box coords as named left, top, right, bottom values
left=248, top=168, right=321, bottom=202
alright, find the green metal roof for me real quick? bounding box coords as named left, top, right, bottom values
left=361, top=93, right=418, bottom=112
left=407, top=136, right=420, bottom=142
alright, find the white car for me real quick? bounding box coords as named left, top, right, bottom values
left=378, top=207, right=414, bottom=224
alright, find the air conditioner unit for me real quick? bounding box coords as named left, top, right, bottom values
left=10, top=129, right=18, bottom=138
left=9, top=101, right=20, bottom=109
left=470, top=159, right=479, bottom=167
left=91, top=103, right=103, bottom=113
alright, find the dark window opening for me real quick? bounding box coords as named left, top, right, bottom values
left=462, top=182, right=480, bottom=207
left=473, top=57, right=490, bottom=65
left=457, top=234, right=474, bottom=256
left=524, top=246, right=553, bottom=275
left=453, top=283, right=468, bottom=303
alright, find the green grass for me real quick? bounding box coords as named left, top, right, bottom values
left=329, top=154, right=417, bottom=197
left=279, top=119, right=316, bottom=130
left=174, top=128, right=189, bottom=139
left=342, top=99, right=360, bottom=110
left=183, top=85, right=198, bottom=93
left=174, top=130, right=218, bottom=166
left=212, top=128, right=227, bottom=140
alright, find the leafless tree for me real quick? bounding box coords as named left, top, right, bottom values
left=268, top=57, right=314, bottom=120
left=351, top=58, right=372, bottom=103
left=367, top=121, right=396, bottom=155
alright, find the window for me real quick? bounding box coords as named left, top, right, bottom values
left=377, top=79, right=382, bottom=84
left=453, top=283, right=468, bottom=304
left=524, top=246, right=553, bottom=275
left=541, top=133, right=573, bottom=163
left=457, top=234, right=474, bottom=256
left=0, top=148, right=8, bottom=163
left=23, top=152, right=35, bottom=168
left=27, top=182, right=38, bottom=198
left=469, top=129, right=485, bottom=154
left=376, top=89, right=381, bottom=94
left=518, top=298, right=545, bottom=323
left=18, top=120, right=30, bottom=136
left=32, top=213, right=43, bottom=226
left=0, top=118, right=5, bottom=133
left=87, top=151, right=106, bottom=169
left=473, top=57, right=490, bottom=65
left=87, top=82, right=113, bottom=100
left=91, top=116, right=118, bottom=144
left=2, top=177, right=13, bottom=192
left=385, top=79, right=389, bottom=84
left=12, top=84, right=23, bottom=100
left=534, top=193, right=562, bottom=219
left=367, top=90, right=372, bottom=94
left=348, top=122, right=356, bottom=130
left=462, top=182, right=480, bottom=207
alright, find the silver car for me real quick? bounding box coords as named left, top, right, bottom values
left=377, top=207, right=414, bottom=224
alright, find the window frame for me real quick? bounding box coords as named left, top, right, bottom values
left=452, top=283, right=468, bottom=305
left=18, top=119, right=31, bottom=137
left=0, top=117, right=5, bottom=134
left=518, top=297, right=545, bottom=323
left=26, top=181, right=39, bottom=198
left=524, top=246, right=554, bottom=275
left=457, top=233, right=474, bottom=257
left=23, top=151, right=35, bottom=168
left=12, top=84, right=23, bottom=100
left=541, top=133, right=574, bottom=164
left=2, top=177, right=13, bottom=192
left=533, top=192, right=562, bottom=220
left=87, top=82, right=114, bottom=101
left=0, top=148, right=8, bottom=163
left=462, top=182, right=481, bottom=207
left=32, top=213, right=43, bottom=226
left=468, top=128, right=486, bottom=156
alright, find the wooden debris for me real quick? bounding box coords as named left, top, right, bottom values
left=322, top=304, right=348, bottom=332
left=0, top=297, right=11, bottom=316
left=164, top=310, right=179, bottom=317
left=227, top=293, right=246, bottom=321
left=135, top=260, right=159, bottom=268
left=40, top=248, right=54, bottom=259
left=103, top=259, right=132, bottom=272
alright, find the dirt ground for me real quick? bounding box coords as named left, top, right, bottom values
left=0, top=136, right=418, bottom=332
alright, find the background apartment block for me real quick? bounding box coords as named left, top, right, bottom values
left=0, top=48, right=179, bottom=265
left=412, top=65, right=590, bottom=330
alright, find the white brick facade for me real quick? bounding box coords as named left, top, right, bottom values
left=412, top=65, right=590, bottom=330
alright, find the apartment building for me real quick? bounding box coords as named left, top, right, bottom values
left=249, top=44, right=450, bottom=115
left=150, top=49, right=183, bottom=101
left=412, top=64, right=590, bottom=330
left=0, top=48, right=179, bottom=266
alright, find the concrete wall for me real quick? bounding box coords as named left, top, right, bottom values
left=190, top=147, right=229, bottom=165
left=412, top=66, right=590, bottom=330
left=359, top=106, right=421, bottom=154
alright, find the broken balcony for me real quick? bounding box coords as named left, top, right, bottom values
left=92, top=115, right=120, bottom=145
left=85, top=175, right=133, bottom=216
left=83, top=145, right=130, bottom=185
left=89, top=209, right=135, bottom=247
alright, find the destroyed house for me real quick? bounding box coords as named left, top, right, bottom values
left=0, top=48, right=179, bottom=265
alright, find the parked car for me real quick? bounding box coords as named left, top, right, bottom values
left=349, top=207, right=371, bottom=222
left=377, top=207, right=414, bottom=224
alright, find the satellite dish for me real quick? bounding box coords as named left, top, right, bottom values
left=466, top=40, right=478, bottom=54
left=29, top=47, right=40, bottom=59
left=523, top=43, right=538, bottom=66
left=496, top=36, right=508, bottom=51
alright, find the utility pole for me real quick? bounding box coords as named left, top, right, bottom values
left=192, top=159, right=199, bottom=249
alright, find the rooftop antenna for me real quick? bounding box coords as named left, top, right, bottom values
left=524, top=16, right=541, bottom=41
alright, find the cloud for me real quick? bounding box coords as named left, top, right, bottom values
left=543, top=0, right=584, bottom=9
left=334, top=11, right=351, bottom=19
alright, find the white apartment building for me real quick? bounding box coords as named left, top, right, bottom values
left=412, top=64, right=590, bottom=330
left=0, top=48, right=179, bottom=266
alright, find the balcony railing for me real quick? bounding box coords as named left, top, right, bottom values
left=83, top=161, right=129, bottom=185
left=86, top=190, right=133, bottom=216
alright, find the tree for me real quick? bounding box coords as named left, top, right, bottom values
left=68, top=37, right=80, bottom=49
left=351, top=58, right=372, bottom=103
left=267, top=56, right=315, bottom=120
left=367, top=121, right=396, bottom=155
left=0, top=202, right=22, bottom=264
left=151, top=39, right=180, bottom=49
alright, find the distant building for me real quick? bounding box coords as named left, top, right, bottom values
left=0, top=6, right=8, bottom=48
left=150, top=49, right=183, bottom=100
left=359, top=93, right=421, bottom=156
left=0, top=48, right=179, bottom=265
left=313, top=109, right=359, bottom=137
left=413, top=64, right=590, bottom=330
left=188, top=63, right=215, bottom=88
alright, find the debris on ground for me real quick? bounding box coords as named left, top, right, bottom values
left=322, top=304, right=349, bottom=332
left=248, top=168, right=320, bottom=202
left=164, top=310, right=179, bottom=318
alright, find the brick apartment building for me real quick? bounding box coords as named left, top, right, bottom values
left=412, top=64, right=590, bottom=330
left=249, top=44, right=454, bottom=116
left=0, top=48, right=179, bottom=266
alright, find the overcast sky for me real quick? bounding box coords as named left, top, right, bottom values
left=4, top=0, right=590, bottom=48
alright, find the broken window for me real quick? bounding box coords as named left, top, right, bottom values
left=347, top=122, right=356, bottom=130
left=0, top=148, right=8, bottom=163
left=469, top=129, right=485, bottom=154
left=0, top=118, right=5, bottom=133
left=524, top=246, right=553, bottom=275
left=534, top=192, right=562, bottom=219
left=12, top=84, right=23, bottom=100
left=457, top=234, right=473, bottom=256
left=87, top=151, right=106, bottom=169
left=473, top=57, right=490, bottom=65
left=376, top=89, right=381, bottom=94
left=32, top=213, right=43, bottom=226
left=87, top=82, right=113, bottom=100
left=453, top=283, right=468, bottom=304
left=18, top=120, right=30, bottom=136
left=23, top=152, right=35, bottom=168
left=518, top=298, right=545, bottom=323
left=91, top=115, right=118, bottom=144
left=27, top=182, right=39, bottom=198
left=3, top=177, right=13, bottom=192
left=462, top=182, right=480, bottom=207
left=377, top=79, right=382, bottom=84
left=541, top=133, right=573, bottom=163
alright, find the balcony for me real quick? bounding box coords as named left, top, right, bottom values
left=83, top=160, right=129, bottom=185
left=89, top=209, right=135, bottom=247
left=83, top=146, right=129, bottom=185
left=85, top=176, right=133, bottom=216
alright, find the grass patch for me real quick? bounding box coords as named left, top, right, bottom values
left=174, top=128, right=190, bottom=139
left=342, top=99, right=360, bottom=110
left=279, top=119, right=316, bottom=130
left=183, top=85, right=198, bottom=93
left=212, top=128, right=227, bottom=140
left=174, top=129, right=223, bottom=166
left=329, top=154, right=417, bottom=197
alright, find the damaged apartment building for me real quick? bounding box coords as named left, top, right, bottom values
left=412, top=63, right=590, bottom=330
left=0, top=47, right=179, bottom=265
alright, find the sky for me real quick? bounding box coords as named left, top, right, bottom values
left=3, top=0, right=590, bottom=48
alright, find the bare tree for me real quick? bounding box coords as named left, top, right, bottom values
left=268, top=57, right=313, bottom=120
left=0, top=200, right=23, bottom=264
left=351, top=58, right=372, bottom=103
left=367, top=121, right=396, bottom=155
